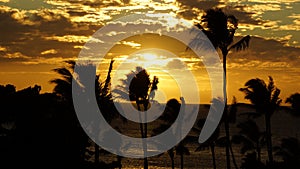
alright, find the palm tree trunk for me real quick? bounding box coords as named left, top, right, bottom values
left=211, top=145, right=217, bottom=169
left=180, top=153, right=184, bottom=169
left=117, top=155, right=122, bottom=169
left=168, top=149, right=175, bottom=169
left=229, top=141, right=239, bottom=169
left=171, top=156, right=175, bottom=169
left=222, top=50, right=231, bottom=169
left=265, top=112, right=273, bottom=166
left=95, top=143, right=99, bottom=164
left=143, top=103, right=148, bottom=169
left=257, top=143, right=261, bottom=162
left=137, top=103, right=148, bottom=169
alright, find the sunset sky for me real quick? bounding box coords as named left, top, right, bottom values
left=0, top=0, right=299, bottom=104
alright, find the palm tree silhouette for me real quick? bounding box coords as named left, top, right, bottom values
left=239, top=76, right=281, bottom=167
left=232, top=119, right=266, bottom=163
left=152, top=98, right=190, bottom=169
left=191, top=8, right=251, bottom=169
left=194, top=97, right=238, bottom=169
left=113, top=66, right=158, bottom=169
left=50, top=60, right=76, bottom=102
left=94, top=60, right=122, bottom=165
left=51, top=60, right=121, bottom=167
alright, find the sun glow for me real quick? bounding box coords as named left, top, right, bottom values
left=140, top=53, right=158, bottom=61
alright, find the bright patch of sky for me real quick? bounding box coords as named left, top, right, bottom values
left=0, top=0, right=53, bottom=10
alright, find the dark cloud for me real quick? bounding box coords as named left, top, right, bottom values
left=222, top=6, right=261, bottom=25
left=228, top=36, right=300, bottom=68
left=166, top=59, right=185, bottom=70
left=175, top=0, right=260, bottom=25
left=0, top=6, right=102, bottom=63
left=51, top=0, right=122, bottom=8
left=176, top=0, right=221, bottom=11
left=177, top=9, right=198, bottom=20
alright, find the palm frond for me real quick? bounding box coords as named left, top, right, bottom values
left=228, top=35, right=251, bottom=51
left=215, top=136, right=227, bottom=147
left=103, top=60, right=114, bottom=92
left=267, top=76, right=275, bottom=92
left=52, top=67, right=73, bottom=82
left=195, top=144, right=210, bottom=152
left=111, top=88, right=129, bottom=100
left=176, top=144, right=190, bottom=155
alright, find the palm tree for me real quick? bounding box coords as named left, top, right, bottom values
left=51, top=60, right=121, bottom=167
left=94, top=60, right=118, bottom=164
left=151, top=98, right=191, bottom=169
left=191, top=8, right=251, bottom=169
left=50, top=60, right=76, bottom=102
left=194, top=97, right=238, bottom=169
left=232, top=119, right=266, bottom=163
left=114, top=67, right=158, bottom=169
left=239, top=76, right=282, bottom=166
left=285, top=93, right=300, bottom=116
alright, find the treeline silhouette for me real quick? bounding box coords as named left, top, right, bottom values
left=0, top=84, right=90, bottom=168
left=0, top=61, right=122, bottom=169
left=0, top=62, right=299, bottom=169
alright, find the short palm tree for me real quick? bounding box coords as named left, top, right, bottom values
left=114, top=67, right=158, bottom=169
left=151, top=98, right=191, bottom=169
left=239, top=76, right=282, bottom=166
left=232, top=119, right=266, bottom=163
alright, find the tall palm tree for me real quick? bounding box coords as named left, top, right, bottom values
left=94, top=60, right=118, bottom=164
left=114, top=67, right=158, bottom=169
left=191, top=8, right=251, bottom=169
left=239, top=76, right=282, bottom=166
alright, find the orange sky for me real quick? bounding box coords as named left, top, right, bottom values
left=0, top=0, right=299, bottom=105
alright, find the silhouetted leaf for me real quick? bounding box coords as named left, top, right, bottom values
left=228, top=35, right=251, bottom=51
